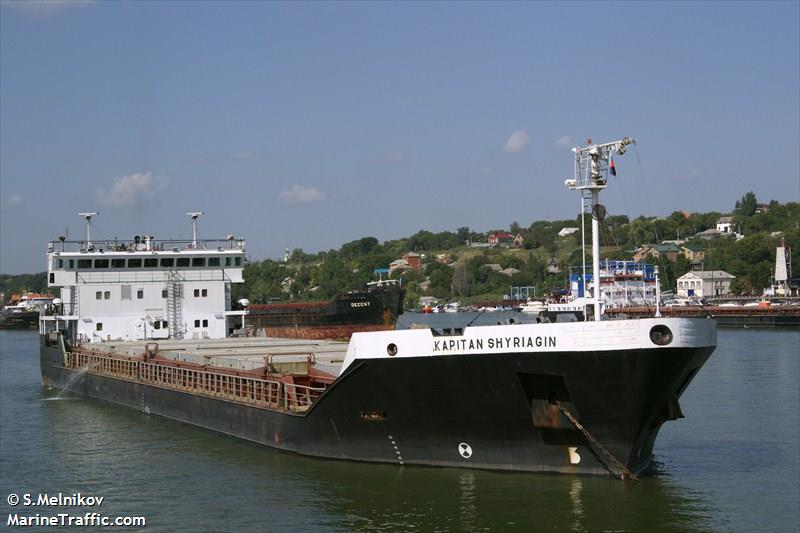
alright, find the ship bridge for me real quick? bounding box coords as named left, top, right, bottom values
left=43, top=233, right=247, bottom=344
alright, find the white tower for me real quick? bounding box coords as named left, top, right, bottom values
left=775, top=239, right=789, bottom=296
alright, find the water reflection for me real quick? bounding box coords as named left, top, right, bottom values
left=28, top=390, right=723, bottom=532
left=569, top=478, right=583, bottom=532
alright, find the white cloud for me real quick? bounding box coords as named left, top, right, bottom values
left=4, top=0, right=95, bottom=17
left=279, top=184, right=325, bottom=205
left=553, top=135, right=574, bottom=149
left=504, top=130, right=529, bottom=153
left=6, top=194, right=24, bottom=208
left=96, top=171, right=168, bottom=207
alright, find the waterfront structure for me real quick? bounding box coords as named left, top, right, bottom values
left=566, top=260, right=658, bottom=310
left=676, top=270, right=736, bottom=298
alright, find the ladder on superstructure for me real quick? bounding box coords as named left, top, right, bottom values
left=166, top=271, right=184, bottom=339
left=70, top=283, right=79, bottom=317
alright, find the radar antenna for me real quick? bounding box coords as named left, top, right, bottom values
left=564, top=137, right=635, bottom=322
left=186, top=212, right=204, bottom=248
left=78, top=212, right=99, bottom=250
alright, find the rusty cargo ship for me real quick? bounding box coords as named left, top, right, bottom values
left=245, top=280, right=405, bottom=340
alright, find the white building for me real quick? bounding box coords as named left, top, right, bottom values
left=558, top=227, right=579, bottom=237
left=716, top=216, right=734, bottom=234
left=43, top=230, right=247, bottom=343
left=677, top=270, right=736, bottom=298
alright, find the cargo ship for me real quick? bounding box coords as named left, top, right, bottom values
left=245, top=279, right=405, bottom=340
left=1, top=293, right=54, bottom=329
left=39, top=140, right=717, bottom=478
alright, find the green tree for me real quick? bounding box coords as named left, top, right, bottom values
left=735, top=191, right=758, bottom=217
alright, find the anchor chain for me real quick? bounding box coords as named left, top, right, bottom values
left=556, top=402, right=639, bottom=482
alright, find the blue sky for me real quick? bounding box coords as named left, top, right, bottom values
left=1, top=0, right=798, bottom=274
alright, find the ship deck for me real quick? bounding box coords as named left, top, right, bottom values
left=93, top=336, right=350, bottom=376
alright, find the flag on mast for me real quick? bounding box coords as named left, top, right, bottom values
left=609, top=157, right=617, bottom=176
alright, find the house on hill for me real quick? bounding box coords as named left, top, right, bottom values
left=681, top=242, right=705, bottom=262
left=389, top=252, right=423, bottom=274
left=633, top=243, right=681, bottom=262
left=487, top=232, right=523, bottom=248
left=716, top=216, right=734, bottom=234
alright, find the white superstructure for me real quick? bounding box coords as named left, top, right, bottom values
left=42, top=214, right=246, bottom=343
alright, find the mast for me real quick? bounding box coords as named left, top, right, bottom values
left=187, top=212, right=204, bottom=248
left=78, top=212, right=99, bottom=251
left=565, top=137, right=635, bottom=321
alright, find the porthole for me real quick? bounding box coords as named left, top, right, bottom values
left=649, top=325, right=673, bottom=346
left=387, top=343, right=398, bottom=356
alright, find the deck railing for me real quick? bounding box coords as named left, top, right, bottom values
left=64, top=350, right=325, bottom=413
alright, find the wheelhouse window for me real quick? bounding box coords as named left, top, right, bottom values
left=94, top=259, right=109, bottom=268
left=194, top=319, right=200, bottom=327
left=235, top=257, right=242, bottom=266
left=111, top=258, right=126, bottom=268
left=128, top=258, right=142, bottom=268
left=208, top=257, right=220, bottom=267
left=192, top=257, right=206, bottom=267
left=160, top=258, right=174, bottom=267
left=104, top=291, right=110, bottom=300
left=77, top=259, right=92, bottom=269
left=202, top=319, right=208, bottom=327
left=137, top=289, right=144, bottom=299
left=176, top=257, right=190, bottom=267
left=96, top=291, right=102, bottom=300
left=162, top=289, right=168, bottom=298
left=144, top=258, right=158, bottom=268
left=96, top=323, right=103, bottom=331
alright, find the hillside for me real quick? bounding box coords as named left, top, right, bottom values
left=2, top=192, right=797, bottom=308
left=235, top=193, right=799, bottom=307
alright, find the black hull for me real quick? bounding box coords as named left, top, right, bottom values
left=40, top=335, right=711, bottom=476
left=247, top=285, right=405, bottom=332
left=0, top=311, right=39, bottom=329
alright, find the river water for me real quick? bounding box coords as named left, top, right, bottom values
left=0, top=319, right=798, bottom=532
